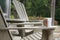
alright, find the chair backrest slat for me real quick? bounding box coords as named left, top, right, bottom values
left=13, top=0, right=29, bottom=21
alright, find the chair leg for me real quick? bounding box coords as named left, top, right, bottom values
left=41, top=29, right=54, bottom=40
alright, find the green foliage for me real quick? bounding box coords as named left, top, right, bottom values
left=24, top=0, right=50, bottom=17
left=10, top=15, right=15, bottom=19
left=55, top=0, right=60, bottom=20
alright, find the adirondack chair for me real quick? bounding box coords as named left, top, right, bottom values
left=13, top=0, right=43, bottom=36
left=0, top=7, right=42, bottom=40
left=0, top=6, right=55, bottom=40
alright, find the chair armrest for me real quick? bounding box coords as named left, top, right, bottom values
left=0, top=27, right=55, bottom=30
left=6, top=19, right=43, bottom=23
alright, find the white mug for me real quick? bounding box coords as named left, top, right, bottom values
left=44, top=18, right=52, bottom=27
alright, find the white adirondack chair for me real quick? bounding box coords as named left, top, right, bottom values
left=0, top=7, right=42, bottom=40
left=0, top=7, right=55, bottom=40
left=13, top=0, right=43, bottom=36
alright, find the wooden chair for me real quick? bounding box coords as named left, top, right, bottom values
left=0, top=7, right=42, bottom=40
left=0, top=7, right=55, bottom=40
left=13, top=0, right=43, bottom=36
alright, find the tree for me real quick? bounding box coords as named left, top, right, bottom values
left=24, top=0, right=51, bottom=17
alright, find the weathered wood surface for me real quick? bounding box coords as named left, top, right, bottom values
left=0, top=27, right=55, bottom=30
left=42, top=29, right=54, bottom=40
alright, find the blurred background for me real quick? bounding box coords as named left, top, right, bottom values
left=0, top=0, right=60, bottom=25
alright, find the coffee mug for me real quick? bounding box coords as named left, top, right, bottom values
left=44, top=18, right=52, bottom=27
